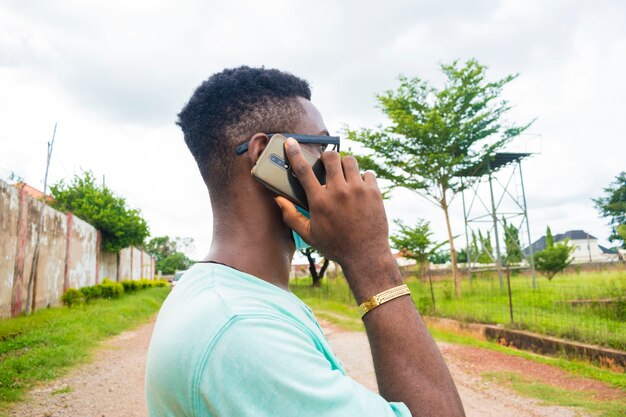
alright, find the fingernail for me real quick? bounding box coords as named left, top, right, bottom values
left=286, top=137, right=297, bottom=147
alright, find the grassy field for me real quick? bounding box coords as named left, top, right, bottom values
left=291, top=269, right=626, bottom=350
left=296, top=290, right=626, bottom=388
left=0, top=286, right=170, bottom=412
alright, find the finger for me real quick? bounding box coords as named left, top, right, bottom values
left=362, top=170, right=378, bottom=185
left=275, top=196, right=313, bottom=243
left=341, top=155, right=361, bottom=183
left=321, top=151, right=344, bottom=186
left=284, top=138, right=322, bottom=194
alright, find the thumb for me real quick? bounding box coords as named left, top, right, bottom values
left=275, top=197, right=312, bottom=242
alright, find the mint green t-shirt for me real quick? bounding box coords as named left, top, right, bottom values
left=145, top=263, right=411, bottom=417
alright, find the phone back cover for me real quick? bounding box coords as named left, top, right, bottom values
left=251, top=134, right=326, bottom=210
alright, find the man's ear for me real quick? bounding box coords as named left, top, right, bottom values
left=246, top=133, right=270, bottom=164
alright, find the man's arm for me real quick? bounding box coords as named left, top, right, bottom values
left=276, top=137, right=465, bottom=417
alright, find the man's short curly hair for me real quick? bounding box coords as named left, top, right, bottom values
left=177, top=66, right=311, bottom=194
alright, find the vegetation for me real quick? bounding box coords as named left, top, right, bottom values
left=594, top=172, right=626, bottom=248
left=390, top=219, right=446, bottom=306
left=292, top=278, right=626, bottom=391
left=50, top=171, right=149, bottom=252
left=144, top=236, right=195, bottom=274
left=299, top=248, right=330, bottom=287
left=502, top=218, right=523, bottom=265
left=291, top=270, right=626, bottom=350
left=534, top=226, right=575, bottom=280
left=0, top=287, right=170, bottom=411
left=346, top=59, right=533, bottom=298
left=61, top=278, right=167, bottom=307
left=484, top=372, right=626, bottom=417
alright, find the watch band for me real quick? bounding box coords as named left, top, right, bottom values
left=357, top=284, right=410, bottom=318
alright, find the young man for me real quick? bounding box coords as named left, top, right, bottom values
left=146, top=66, right=465, bottom=417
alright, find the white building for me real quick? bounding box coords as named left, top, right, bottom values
left=524, top=230, right=619, bottom=263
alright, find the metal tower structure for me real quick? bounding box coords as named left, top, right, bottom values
left=457, top=153, right=537, bottom=289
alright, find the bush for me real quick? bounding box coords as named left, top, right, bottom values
left=61, top=278, right=168, bottom=308
left=121, top=280, right=139, bottom=292
left=80, top=285, right=102, bottom=302
left=100, top=279, right=124, bottom=299
left=61, top=288, right=85, bottom=307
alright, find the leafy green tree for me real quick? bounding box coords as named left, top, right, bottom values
left=157, top=252, right=193, bottom=275
left=593, top=172, right=626, bottom=248
left=477, top=230, right=494, bottom=264
left=502, top=218, right=523, bottom=265
left=429, top=250, right=451, bottom=264
left=50, top=172, right=149, bottom=252
left=300, top=248, right=330, bottom=287
left=534, top=226, right=574, bottom=280
left=456, top=248, right=468, bottom=263
left=145, top=236, right=195, bottom=275
left=346, top=59, right=533, bottom=297
left=390, top=219, right=447, bottom=308
left=617, top=224, right=626, bottom=242
left=545, top=226, right=554, bottom=248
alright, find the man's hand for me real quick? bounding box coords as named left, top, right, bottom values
left=275, top=137, right=466, bottom=417
left=275, top=137, right=401, bottom=302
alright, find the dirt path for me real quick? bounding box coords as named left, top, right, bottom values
left=9, top=318, right=621, bottom=417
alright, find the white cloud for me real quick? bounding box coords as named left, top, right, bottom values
left=1, top=0, right=625, bottom=259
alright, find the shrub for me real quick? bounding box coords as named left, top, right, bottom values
left=100, top=279, right=124, bottom=299
left=80, top=285, right=103, bottom=302
left=61, top=288, right=85, bottom=307
left=121, top=280, right=140, bottom=292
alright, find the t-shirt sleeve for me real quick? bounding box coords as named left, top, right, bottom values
left=197, top=316, right=411, bottom=417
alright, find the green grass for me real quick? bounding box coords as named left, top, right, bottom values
left=0, top=286, right=170, bottom=413
left=291, top=270, right=626, bottom=350
left=484, top=371, right=626, bottom=417
left=294, top=288, right=626, bottom=391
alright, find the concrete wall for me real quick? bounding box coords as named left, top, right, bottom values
left=0, top=179, right=155, bottom=318
left=0, top=181, right=19, bottom=318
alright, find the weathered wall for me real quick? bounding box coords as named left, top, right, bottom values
left=32, top=205, right=67, bottom=311
left=118, top=247, right=132, bottom=281
left=0, top=181, right=19, bottom=318
left=0, top=179, right=155, bottom=319
left=99, top=251, right=118, bottom=281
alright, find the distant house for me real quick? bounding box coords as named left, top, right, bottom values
left=524, top=230, right=619, bottom=263
left=394, top=249, right=417, bottom=267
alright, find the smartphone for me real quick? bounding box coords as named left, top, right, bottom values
left=251, top=134, right=326, bottom=211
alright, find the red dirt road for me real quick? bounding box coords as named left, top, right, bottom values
left=9, top=318, right=621, bottom=417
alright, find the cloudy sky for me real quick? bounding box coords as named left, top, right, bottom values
left=1, top=0, right=624, bottom=260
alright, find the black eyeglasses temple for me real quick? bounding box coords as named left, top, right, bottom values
left=235, top=133, right=340, bottom=155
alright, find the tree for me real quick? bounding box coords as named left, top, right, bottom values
left=534, top=226, right=574, bottom=280
left=300, top=248, right=330, bottom=287
left=145, top=236, right=195, bottom=275
left=502, top=218, right=523, bottom=265
left=50, top=171, right=149, bottom=252
left=390, top=219, right=447, bottom=308
left=477, top=230, right=494, bottom=264
left=429, top=250, right=450, bottom=265
left=346, top=59, right=533, bottom=297
left=157, top=252, right=193, bottom=275
left=593, top=172, right=626, bottom=248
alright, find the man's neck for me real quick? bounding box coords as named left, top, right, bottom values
left=204, top=210, right=294, bottom=291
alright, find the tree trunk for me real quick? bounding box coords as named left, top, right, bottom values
left=319, top=258, right=330, bottom=280
left=427, top=262, right=436, bottom=309
left=441, top=193, right=462, bottom=298
left=305, top=252, right=321, bottom=287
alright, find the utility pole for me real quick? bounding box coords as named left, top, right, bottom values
left=26, top=123, right=57, bottom=315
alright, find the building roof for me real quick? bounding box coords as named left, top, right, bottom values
left=523, top=230, right=597, bottom=255
left=598, top=245, right=618, bottom=254
left=13, top=182, right=54, bottom=203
